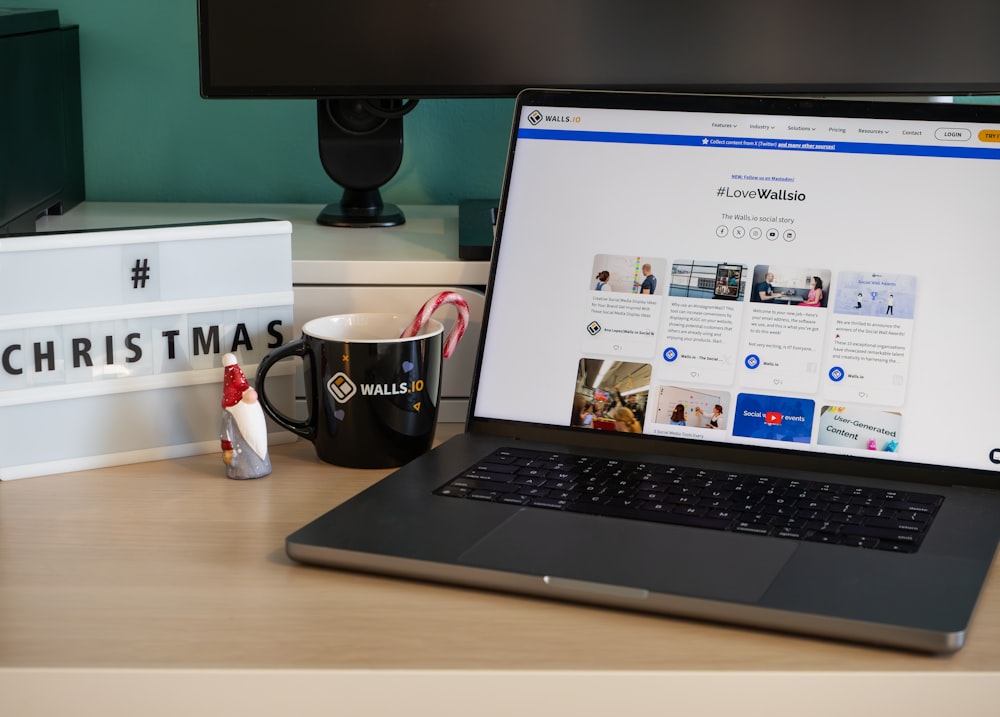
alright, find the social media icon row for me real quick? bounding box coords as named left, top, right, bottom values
left=716, top=225, right=796, bottom=242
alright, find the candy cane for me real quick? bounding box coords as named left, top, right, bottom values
left=401, top=291, right=469, bottom=358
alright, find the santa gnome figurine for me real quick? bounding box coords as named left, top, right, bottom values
left=220, top=353, right=271, bottom=479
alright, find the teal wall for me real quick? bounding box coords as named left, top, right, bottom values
left=13, top=2, right=999, bottom=206
left=15, top=1, right=514, bottom=205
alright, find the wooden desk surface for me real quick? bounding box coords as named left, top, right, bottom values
left=3, top=425, right=1000, bottom=715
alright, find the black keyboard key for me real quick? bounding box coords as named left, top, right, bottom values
left=840, top=535, right=881, bottom=549
left=435, top=485, right=469, bottom=498
left=449, top=477, right=519, bottom=494
left=471, top=462, right=519, bottom=474
left=864, top=517, right=925, bottom=533
left=565, top=501, right=733, bottom=531
left=883, top=500, right=935, bottom=514
left=775, top=527, right=808, bottom=540
left=905, top=492, right=944, bottom=506
left=527, top=498, right=568, bottom=509
left=460, top=469, right=516, bottom=483
left=733, top=522, right=774, bottom=536
left=840, top=525, right=920, bottom=545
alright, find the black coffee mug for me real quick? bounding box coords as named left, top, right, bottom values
left=256, top=313, right=443, bottom=469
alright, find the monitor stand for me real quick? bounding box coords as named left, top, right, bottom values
left=316, top=188, right=405, bottom=228
left=315, top=99, right=412, bottom=228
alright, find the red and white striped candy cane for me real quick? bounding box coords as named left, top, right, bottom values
left=400, top=291, right=469, bottom=358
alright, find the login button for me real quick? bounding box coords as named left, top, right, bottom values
left=935, top=128, right=971, bottom=141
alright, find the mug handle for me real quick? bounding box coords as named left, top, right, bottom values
left=255, top=339, right=315, bottom=442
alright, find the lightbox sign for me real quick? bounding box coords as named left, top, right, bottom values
left=0, top=220, right=295, bottom=479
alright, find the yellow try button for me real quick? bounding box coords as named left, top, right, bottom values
left=979, top=129, right=1000, bottom=142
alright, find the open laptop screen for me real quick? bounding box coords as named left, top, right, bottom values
left=473, top=91, right=1000, bottom=477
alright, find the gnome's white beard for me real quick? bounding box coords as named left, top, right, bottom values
left=227, top=398, right=268, bottom=459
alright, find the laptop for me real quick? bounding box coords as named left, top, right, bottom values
left=287, top=90, right=1000, bottom=653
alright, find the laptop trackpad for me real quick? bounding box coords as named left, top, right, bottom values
left=458, top=509, right=797, bottom=603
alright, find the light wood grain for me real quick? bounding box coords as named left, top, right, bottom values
left=2, top=424, right=1000, bottom=674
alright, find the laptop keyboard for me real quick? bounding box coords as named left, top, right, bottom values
left=434, top=447, right=944, bottom=553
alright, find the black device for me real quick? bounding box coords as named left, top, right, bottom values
left=0, top=9, right=85, bottom=235
left=457, top=199, right=497, bottom=261
left=196, top=0, right=1000, bottom=230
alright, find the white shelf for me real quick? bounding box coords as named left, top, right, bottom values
left=35, top=202, right=492, bottom=286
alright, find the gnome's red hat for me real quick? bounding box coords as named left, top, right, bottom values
left=222, top=353, right=250, bottom=408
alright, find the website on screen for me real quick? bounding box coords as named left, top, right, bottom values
left=475, top=103, right=1000, bottom=473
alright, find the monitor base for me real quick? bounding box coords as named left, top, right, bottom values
left=317, top=202, right=405, bottom=228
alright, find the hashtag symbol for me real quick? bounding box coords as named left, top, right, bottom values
left=717, top=186, right=726, bottom=197
left=131, top=258, right=150, bottom=289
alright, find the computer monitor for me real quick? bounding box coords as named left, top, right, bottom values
left=196, top=0, right=1000, bottom=228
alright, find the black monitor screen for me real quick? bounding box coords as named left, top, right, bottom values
left=198, top=0, right=1000, bottom=98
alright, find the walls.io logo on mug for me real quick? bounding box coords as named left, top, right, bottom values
left=327, top=370, right=428, bottom=409
left=327, top=372, right=358, bottom=402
